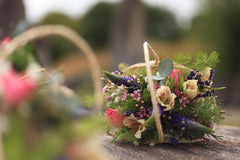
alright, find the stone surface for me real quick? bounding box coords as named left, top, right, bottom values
left=99, top=125, right=240, bottom=160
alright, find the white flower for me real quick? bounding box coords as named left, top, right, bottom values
left=111, top=83, right=115, bottom=87
left=144, top=77, right=148, bottom=83
left=114, top=97, right=120, bottom=103
left=111, top=92, right=116, bottom=97
left=115, top=89, right=121, bottom=94
left=117, top=85, right=125, bottom=90
left=123, top=114, right=146, bottom=139
left=183, top=80, right=199, bottom=100
left=156, top=86, right=176, bottom=111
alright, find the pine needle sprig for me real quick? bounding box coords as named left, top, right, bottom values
left=174, top=51, right=220, bottom=71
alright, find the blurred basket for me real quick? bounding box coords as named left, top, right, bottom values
left=0, top=25, right=103, bottom=160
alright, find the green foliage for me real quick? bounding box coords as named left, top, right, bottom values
left=39, top=1, right=181, bottom=54
left=4, top=113, right=66, bottom=160
left=41, top=12, right=78, bottom=29
left=9, top=44, right=34, bottom=72
left=174, top=53, right=192, bottom=65
left=174, top=51, right=220, bottom=71
left=68, top=115, right=106, bottom=139
left=41, top=12, right=78, bottom=61
left=192, top=51, right=219, bottom=71
left=195, top=97, right=224, bottom=125
left=158, top=58, right=173, bottom=78
left=145, top=116, right=155, bottom=127
left=121, top=98, right=138, bottom=113
left=141, top=127, right=159, bottom=142
left=77, top=2, right=115, bottom=48
left=83, top=95, right=95, bottom=107
left=118, top=63, right=129, bottom=71
left=117, top=127, right=137, bottom=142
left=145, top=5, right=180, bottom=40
left=141, top=88, right=151, bottom=105
left=175, top=96, right=224, bottom=126
left=49, top=37, right=78, bottom=61
left=177, top=72, right=184, bottom=91
left=190, top=0, right=240, bottom=73
left=183, top=129, right=206, bottom=140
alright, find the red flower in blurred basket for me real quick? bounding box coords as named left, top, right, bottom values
left=170, top=69, right=183, bottom=88
left=1, top=36, right=11, bottom=47
left=106, top=107, right=125, bottom=128
left=1, top=70, right=36, bottom=106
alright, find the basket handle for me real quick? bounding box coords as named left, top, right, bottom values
left=143, top=42, right=164, bottom=142
left=0, top=25, right=103, bottom=160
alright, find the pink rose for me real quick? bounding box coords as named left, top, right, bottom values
left=1, top=70, right=36, bottom=106
left=171, top=69, right=183, bottom=88
left=106, top=107, right=125, bottom=127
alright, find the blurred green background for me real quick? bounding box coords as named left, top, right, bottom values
left=0, top=0, right=240, bottom=159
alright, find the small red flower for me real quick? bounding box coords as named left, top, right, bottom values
left=106, top=107, right=125, bottom=127
left=1, top=70, right=36, bottom=106
left=1, top=36, right=11, bottom=47
left=171, top=69, right=183, bottom=88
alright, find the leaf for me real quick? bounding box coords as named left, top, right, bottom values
left=158, top=58, right=173, bottom=78
left=183, top=129, right=205, bottom=140
left=145, top=116, right=155, bottom=127
left=151, top=75, right=165, bottom=81
left=177, top=72, right=184, bottom=91
left=111, top=130, right=122, bottom=144
left=169, top=75, right=176, bottom=90
left=206, top=87, right=226, bottom=90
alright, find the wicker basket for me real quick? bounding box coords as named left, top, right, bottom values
left=109, top=42, right=216, bottom=144
left=0, top=25, right=103, bottom=160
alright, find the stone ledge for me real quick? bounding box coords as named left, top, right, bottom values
left=99, top=125, right=240, bottom=160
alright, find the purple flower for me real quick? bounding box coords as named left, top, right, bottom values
left=103, top=71, right=140, bottom=93
left=170, top=136, right=179, bottom=145
left=168, top=112, right=214, bottom=135
left=209, top=123, right=213, bottom=129
left=131, top=90, right=141, bottom=101
left=132, top=74, right=137, bottom=80
left=106, top=96, right=111, bottom=101
left=154, top=82, right=161, bottom=91
left=136, top=106, right=152, bottom=119
left=121, top=92, right=127, bottom=101
left=179, top=95, right=190, bottom=107
left=151, top=103, right=164, bottom=117
left=103, top=86, right=107, bottom=93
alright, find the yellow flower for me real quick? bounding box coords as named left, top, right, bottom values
left=201, top=67, right=211, bottom=81
left=201, top=67, right=213, bottom=86
left=156, top=86, right=176, bottom=111
left=183, top=80, right=199, bottom=100
left=123, top=114, right=146, bottom=139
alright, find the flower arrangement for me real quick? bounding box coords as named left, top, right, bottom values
left=103, top=42, right=225, bottom=145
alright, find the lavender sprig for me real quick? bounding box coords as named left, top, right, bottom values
left=103, top=71, right=140, bottom=92
left=169, top=112, right=213, bottom=135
